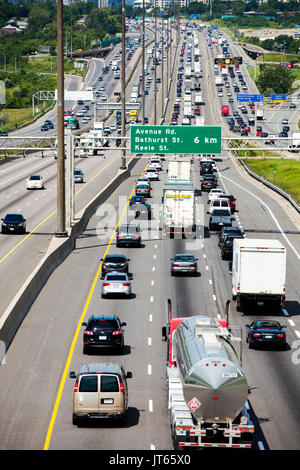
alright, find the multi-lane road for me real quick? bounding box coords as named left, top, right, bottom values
left=0, top=20, right=300, bottom=451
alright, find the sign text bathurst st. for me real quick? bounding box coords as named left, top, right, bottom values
left=130, top=125, right=222, bottom=154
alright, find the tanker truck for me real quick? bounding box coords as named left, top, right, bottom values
left=162, top=302, right=254, bottom=449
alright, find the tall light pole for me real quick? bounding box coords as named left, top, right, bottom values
left=120, top=0, right=126, bottom=169
left=56, top=0, right=67, bottom=237
left=161, top=11, right=164, bottom=118
left=142, top=0, right=145, bottom=124
left=154, top=0, right=157, bottom=125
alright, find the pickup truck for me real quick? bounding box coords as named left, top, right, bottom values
left=208, top=208, right=232, bottom=231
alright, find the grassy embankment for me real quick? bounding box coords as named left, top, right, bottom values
left=244, top=158, right=300, bottom=203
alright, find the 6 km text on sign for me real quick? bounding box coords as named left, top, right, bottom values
left=130, top=125, right=222, bottom=155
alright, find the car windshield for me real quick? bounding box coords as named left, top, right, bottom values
left=74, top=170, right=82, bottom=175
left=146, top=169, right=156, bottom=172
left=212, top=210, right=230, bottom=216
left=137, top=185, right=149, bottom=189
left=29, top=175, right=41, bottom=180
left=174, top=255, right=195, bottom=262
left=88, top=319, right=118, bottom=329
left=5, top=214, right=23, bottom=222
left=106, top=274, right=127, bottom=281
left=119, top=225, right=137, bottom=233
left=253, top=321, right=281, bottom=330
left=104, top=256, right=125, bottom=263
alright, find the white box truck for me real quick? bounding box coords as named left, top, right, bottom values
left=232, top=238, right=286, bottom=312
left=185, top=66, right=192, bottom=79
left=215, top=76, right=222, bottom=86
left=162, top=181, right=195, bottom=238
left=163, top=158, right=195, bottom=238
left=194, top=62, right=201, bottom=78
left=168, top=158, right=192, bottom=183
left=195, top=93, right=203, bottom=105
left=195, top=116, right=204, bottom=126
left=256, top=109, right=263, bottom=120
left=130, top=91, right=138, bottom=103
left=183, top=103, right=192, bottom=117
left=289, top=131, right=300, bottom=152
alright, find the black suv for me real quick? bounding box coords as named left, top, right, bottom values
left=220, top=234, right=244, bottom=260
left=82, top=315, right=126, bottom=353
left=218, top=226, right=244, bottom=247
left=201, top=175, right=218, bottom=191
left=101, top=254, right=129, bottom=277
left=200, top=163, right=213, bottom=175
left=1, top=213, right=26, bottom=234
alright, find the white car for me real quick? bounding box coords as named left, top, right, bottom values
left=144, top=168, right=159, bottom=180
left=135, top=177, right=151, bottom=188
left=26, top=174, right=44, bottom=190
left=76, top=110, right=83, bottom=117
left=208, top=188, right=223, bottom=201
left=149, top=159, right=162, bottom=171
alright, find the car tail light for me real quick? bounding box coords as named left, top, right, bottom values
left=277, top=334, right=284, bottom=338
left=134, top=235, right=140, bottom=239
left=84, top=331, right=93, bottom=336
left=253, top=333, right=261, bottom=338
left=120, top=382, right=124, bottom=393
left=173, top=264, right=179, bottom=267
left=102, top=282, right=110, bottom=286
left=74, top=382, right=79, bottom=392
left=112, top=330, right=122, bottom=335
left=191, top=264, right=197, bottom=268
left=122, top=283, right=130, bottom=286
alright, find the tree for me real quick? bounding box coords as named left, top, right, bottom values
left=257, top=64, right=293, bottom=94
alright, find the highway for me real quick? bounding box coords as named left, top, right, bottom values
left=0, top=20, right=300, bottom=451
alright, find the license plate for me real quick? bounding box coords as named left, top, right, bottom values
left=10, top=228, right=14, bottom=231
left=99, top=336, right=107, bottom=340
left=112, top=284, right=119, bottom=288
left=264, top=335, right=272, bottom=339
left=102, top=398, right=114, bottom=404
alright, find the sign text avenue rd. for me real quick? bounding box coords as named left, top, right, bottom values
left=130, top=125, right=222, bottom=154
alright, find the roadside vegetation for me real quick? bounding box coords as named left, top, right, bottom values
left=244, top=158, right=300, bottom=203
left=0, top=1, right=121, bottom=130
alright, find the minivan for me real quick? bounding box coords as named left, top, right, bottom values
left=70, top=363, right=132, bottom=426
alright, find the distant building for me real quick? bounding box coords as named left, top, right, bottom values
left=0, top=25, right=22, bottom=35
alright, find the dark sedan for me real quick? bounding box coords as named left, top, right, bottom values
left=82, top=315, right=126, bottom=354
left=133, top=203, right=152, bottom=220
left=201, top=175, right=218, bottom=191
left=220, top=234, right=244, bottom=260
left=1, top=213, right=26, bottom=234
left=101, top=254, right=129, bottom=277
left=246, top=320, right=287, bottom=350
left=129, top=195, right=145, bottom=207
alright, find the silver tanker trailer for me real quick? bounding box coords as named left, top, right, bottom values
left=162, top=309, right=254, bottom=449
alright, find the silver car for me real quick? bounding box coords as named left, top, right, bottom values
left=101, top=271, right=132, bottom=298
left=170, top=254, right=198, bottom=276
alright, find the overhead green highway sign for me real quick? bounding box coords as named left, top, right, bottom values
left=130, top=125, right=222, bottom=154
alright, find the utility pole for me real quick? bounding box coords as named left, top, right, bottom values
left=120, top=0, right=126, bottom=169
left=161, top=11, right=164, bottom=119
left=154, top=0, right=157, bottom=125
left=56, top=0, right=67, bottom=237
left=142, top=0, right=145, bottom=124
left=70, top=0, right=73, bottom=59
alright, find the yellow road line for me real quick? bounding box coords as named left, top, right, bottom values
left=43, top=161, right=148, bottom=450
left=0, top=157, right=116, bottom=266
